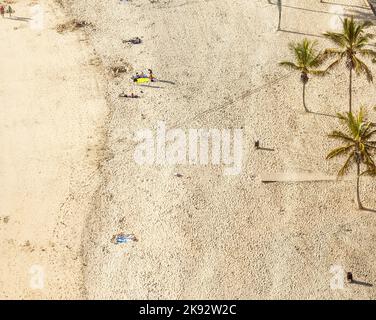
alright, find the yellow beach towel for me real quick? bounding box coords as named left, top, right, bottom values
left=135, top=77, right=150, bottom=84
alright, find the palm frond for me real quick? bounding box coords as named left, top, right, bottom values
left=358, top=48, right=376, bottom=60
left=310, top=69, right=327, bottom=76
left=323, top=16, right=374, bottom=84
left=324, top=57, right=343, bottom=72
left=338, top=152, right=355, bottom=176
left=323, top=48, right=344, bottom=57
left=346, top=112, right=361, bottom=138
left=280, top=39, right=325, bottom=76
left=327, top=108, right=376, bottom=179
left=323, top=32, right=347, bottom=48
left=326, top=144, right=354, bottom=159
left=364, top=129, right=376, bottom=139
left=354, top=57, right=373, bottom=82
left=357, top=106, right=365, bottom=124
left=279, top=61, right=301, bottom=71
left=360, top=20, right=374, bottom=30
left=363, top=149, right=376, bottom=167
left=361, top=164, right=376, bottom=176
left=336, top=112, right=347, bottom=121
left=328, top=130, right=355, bottom=143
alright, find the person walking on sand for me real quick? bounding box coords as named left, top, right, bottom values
left=148, top=69, right=155, bottom=82
left=0, top=5, right=5, bottom=18
left=7, top=5, right=13, bottom=18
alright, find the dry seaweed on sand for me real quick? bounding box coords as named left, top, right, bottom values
left=56, top=19, right=92, bottom=33
left=110, top=65, right=128, bottom=77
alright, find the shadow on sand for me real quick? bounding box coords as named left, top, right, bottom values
left=308, top=111, right=339, bottom=118
left=157, top=79, right=176, bottom=85
left=5, top=16, right=31, bottom=22
left=256, top=147, right=275, bottom=152
left=350, top=279, right=373, bottom=287
left=269, top=0, right=376, bottom=34
left=138, top=84, right=164, bottom=89
left=279, top=28, right=325, bottom=38
left=320, top=1, right=370, bottom=11
left=361, top=207, right=376, bottom=213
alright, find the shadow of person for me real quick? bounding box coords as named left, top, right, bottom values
left=351, top=280, right=373, bottom=287
left=138, top=84, right=164, bottom=89
left=5, top=16, right=31, bottom=21
left=157, top=80, right=176, bottom=85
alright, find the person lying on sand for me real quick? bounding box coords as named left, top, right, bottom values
left=132, top=71, right=152, bottom=83
left=123, top=37, right=142, bottom=45
left=119, top=92, right=140, bottom=98
left=132, top=72, right=148, bottom=80
left=131, top=73, right=140, bottom=82
left=111, top=233, right=138, bottom=244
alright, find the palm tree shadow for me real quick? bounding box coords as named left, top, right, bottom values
left=308, top=111, right=339, bottom=118
left=268, top=0, right=282, bottom=30
left=277, top=0, right=282, bottom=31
left=272, top=0, right=376, bottom=33
left=279, top=29, right=325, bottom=39
left=320, top=1, right=369, bottom=11
left=360, top=207, right=376, bottom=213
left=280, top=2, right=375, bottom=21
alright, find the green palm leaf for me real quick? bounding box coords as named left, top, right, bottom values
left=327, top=109, right=376, bottom=179
left=326, top=144, right=354, bottom=159
left=328, top=130, right=355, bottom=143
left=338, top=153, right=355, bottom=176
left=280, top=39, right=326, bottom=75
left=323, top=16, right=376, bottom=106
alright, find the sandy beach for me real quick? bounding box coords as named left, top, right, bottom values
left=2, top=0, right=376, bottom=299
left=0, top=0, right=108, bottom=298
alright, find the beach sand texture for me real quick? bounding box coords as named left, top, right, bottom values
left=0, top=0, right=108, bottom=298
left=2, top=0, right=376, bottom=299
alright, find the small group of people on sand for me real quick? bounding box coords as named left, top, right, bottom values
left=0, top=4, right=14, bottom=18
left=121, top=68, right=156, bottom=99
left=132, top=69, right=155, bottom=82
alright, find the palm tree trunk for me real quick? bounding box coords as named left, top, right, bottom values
left=303, top=81, right=309, bottom=112
left=356, top=157, right=363, bottom=210
left=349, top=68, right=353, bottom=113
left=277, top=0, right=282, bottom=30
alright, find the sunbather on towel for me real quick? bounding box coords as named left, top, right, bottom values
left=119, top=92, right=140, bottom=98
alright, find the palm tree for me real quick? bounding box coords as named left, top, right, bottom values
left=326, top=108, right=376, bottom=210
left=280, top=39, right=326, bottom=112
left=323, top=17, right=376, bottom=113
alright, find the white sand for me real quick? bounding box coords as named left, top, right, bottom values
left=0, top=0, right=108, bottom=298
left=66, top=0, right=376, bottom=299
left=2, top=0, right=376, bottom=299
